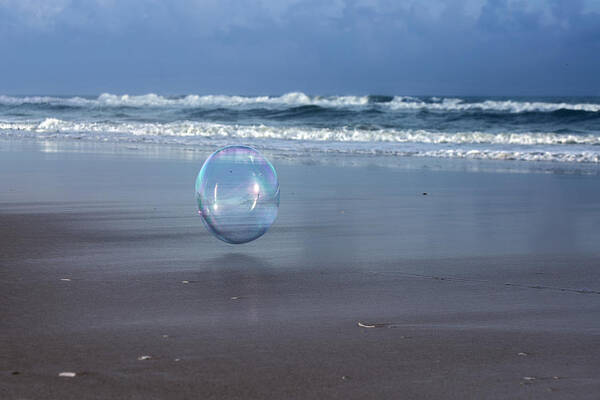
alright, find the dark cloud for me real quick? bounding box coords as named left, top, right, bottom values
left=0, top=0, right=598, bottom=95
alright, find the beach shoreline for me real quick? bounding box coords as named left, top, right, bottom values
left=1, top=141, right=600, bottom=399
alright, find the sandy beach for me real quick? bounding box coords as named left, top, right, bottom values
left=1, top=140, right=600, bottom=399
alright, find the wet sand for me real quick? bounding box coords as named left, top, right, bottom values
left=1, top=141, right=600, bottom=399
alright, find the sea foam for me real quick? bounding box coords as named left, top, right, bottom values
left=1, top=93, right=599, bottom=113
left=3, top=118, right=598, bottom=145
left=2, top=118, right=600, bottom=164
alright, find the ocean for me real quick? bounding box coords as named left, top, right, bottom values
left=1, top=92, right=600, bottom=167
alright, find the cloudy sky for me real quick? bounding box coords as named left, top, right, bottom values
left=1, top=0, right=599, bottom=95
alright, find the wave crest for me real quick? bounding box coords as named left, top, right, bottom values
left=3, top=119, right=600, bottom=164
left=2, top=118, right=596, bottom=145
left=1, top=93, right=599, bottom=113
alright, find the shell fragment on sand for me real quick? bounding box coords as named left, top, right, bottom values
left=357, top=321, right=390, bottom=328
left=58, top=372, right=76, bottom=378
left=357, top=322, right=376, bottom=328
left=137, top=355, right=152, bottom=361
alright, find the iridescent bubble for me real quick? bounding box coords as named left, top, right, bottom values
left=195, top=145, right=280, bottom=244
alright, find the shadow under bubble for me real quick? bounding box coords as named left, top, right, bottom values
left=205, top=252, right=275, bottom=271
left=189, top=253, right=283, bottom=297
left=184, top=253, right=296, bottom=325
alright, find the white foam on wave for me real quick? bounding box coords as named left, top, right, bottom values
left=418, top=149, right=600, bottom=163
left=2, top=118, right=600, bottom=164
left=5, top=118, right=599, bottom=146
left=304, top=147, right=600, bottom=164
left=97, top=92, right=371, bottom=107
left=0, top=95, right=93, bottom=107
left=388, top=97, right=600, bottom=113
left=0, top=92, right=370, bottom=108
left=1, top=93, right=599, bottom=112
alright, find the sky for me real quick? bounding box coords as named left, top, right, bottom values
left=0, top=0, right=599, bottom=96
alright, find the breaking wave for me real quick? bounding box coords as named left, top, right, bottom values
left=1, top=118, right=598, bottom=145
left=1, top=93, right=600, bottom=113
left=2, top=118, right=600, bottom=164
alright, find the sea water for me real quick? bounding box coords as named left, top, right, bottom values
left=1, top=93, right=599, bottom=166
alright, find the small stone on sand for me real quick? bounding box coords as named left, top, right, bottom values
left=58, top=372, right=76, bottom=378
left=517, top=352, right=528, bottom=356
left=137, top=355, right=152, bottom=361
left=60, top=278, right=71, bottom=281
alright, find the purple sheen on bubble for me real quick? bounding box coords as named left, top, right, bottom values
left=195, top=145, right=279, bottom=244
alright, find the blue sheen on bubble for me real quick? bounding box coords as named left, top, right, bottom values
left=195, top=145, right=280, bottom=244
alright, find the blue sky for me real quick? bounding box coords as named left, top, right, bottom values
left=1, top=0, right=599, bottom=95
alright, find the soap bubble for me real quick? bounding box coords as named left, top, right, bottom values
left=195, top=145, right=280, bottom=244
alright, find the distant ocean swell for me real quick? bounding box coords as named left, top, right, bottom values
left=1, top=93, right=599, bottom=164
left=2, top=93, right=600, bottom=113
